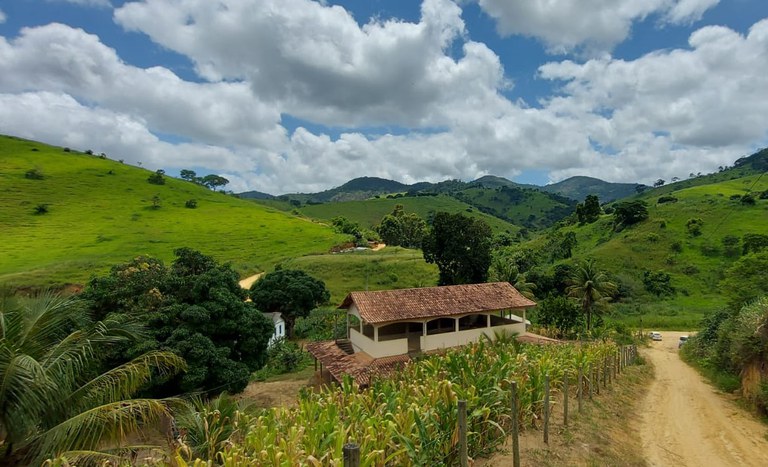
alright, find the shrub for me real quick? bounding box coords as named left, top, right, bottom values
left=670, top=240, right=683, bottom=253
left=760, top=190, right=768, bottom=200
left=33, top=204, right=49, bottom=215
left=729, top=194, right=742, bottom=201
left=24, top=168, right=44, bottom=180
left=657, top=195, right=678, bottom=204
left=686, top=218, right=704, bottom=237
left=681, top=264, right=699, bottom=275
left=722, top=235, right=740, bottom=258
left=643, top=270, right=675, bottom=297
left=700, top=241, right=720, bottom=257
left=740, top=193, right=756, bottom=205
left=147, top=169, right=165, bottom=185
left=646, top=233, right=660, bottom=243
left=185, top=199, right=198, bottom=209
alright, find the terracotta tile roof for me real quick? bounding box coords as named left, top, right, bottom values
left=339, top=282, right=536, bottom=324
left=305, top=341, right=411, bottom=387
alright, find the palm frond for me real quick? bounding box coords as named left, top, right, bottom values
left=67, top=351, right=186, bottom=414
left=29, top=398, right=180, bottom=464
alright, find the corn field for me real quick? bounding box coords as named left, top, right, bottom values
left=180, top=339, right=619, bottom=466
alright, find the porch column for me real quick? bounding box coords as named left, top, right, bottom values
left=454, top=317, right=459, bottom=332
left=422, top=321, right=427, bottom=336
left=374, top=326, right=379, bottom=342
left=523, top=309, right=527, bottom=331
left=486, top=314, right=491, bottom=328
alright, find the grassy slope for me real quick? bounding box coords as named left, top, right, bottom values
left=565, top=174, right=768, bottom=328
left=454, top=186, right=575, bottom=229
left=0, top=136, right=348, bottom=287
left=281, top=247, right=439, bottom=303
left=297, top=195, right=519, bottom=235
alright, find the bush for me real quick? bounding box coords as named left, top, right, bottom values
left=25, top=168, right=44, bottom=180
left=729, top=194, right=742, bottom=201
left=740, top=193, right=756, bottom=205
left=722, top=235, right=740, bottom=258
left=670, top=240, right=683, bottom=253
left=760, top=190, right=768, bottom=200
left=185, top=199, right=198, bottom=209
left=657, top=195, right=678, bottom=204
left=33, top=204, right=49, bottom=215
left=147, top=169, right=165, bottom=185
left=643, top=270, right=675, bottom=297
left=686, top=218, right=704, bottom=237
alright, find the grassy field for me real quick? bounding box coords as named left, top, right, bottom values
left=0, top=135, right=349, bottom=287
left=280, top=246, right=439, bottom=303
left=295, top=195, right=519, bottom=235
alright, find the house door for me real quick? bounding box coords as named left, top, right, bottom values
left=407, top=323, right=421, bottom=353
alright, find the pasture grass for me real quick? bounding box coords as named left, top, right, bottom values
left=0, top=135, right=348, bottom=287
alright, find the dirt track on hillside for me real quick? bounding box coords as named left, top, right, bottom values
left=640, top=331, right=768, bottom=466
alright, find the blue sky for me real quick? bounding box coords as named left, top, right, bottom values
left=1, top=0, right=767, bottom=194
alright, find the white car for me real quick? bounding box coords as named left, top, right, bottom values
left=650, top=332, right=662, bottom=341
left=678, top=335, right=689, bottom=348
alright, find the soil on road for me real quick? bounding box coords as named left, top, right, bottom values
left=640, top=331, right=768, bottom=467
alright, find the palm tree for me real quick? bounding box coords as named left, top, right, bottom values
left=488, top=256, right=536, bottom=299
left=566, top=260, right=617, bottom=331
left=0, top=291, right=186, bottom=465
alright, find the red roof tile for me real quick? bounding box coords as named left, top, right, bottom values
left=339, top=282, right=536, bottom=324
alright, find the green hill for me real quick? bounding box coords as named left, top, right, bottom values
left=540, top=176, right=645, bottom=202
left=0, top=135, right=348, bottom=287
left=544, top=171, right=768, bottom=328
left=297, top=194, right=519, bottom=235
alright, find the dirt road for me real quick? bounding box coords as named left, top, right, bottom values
left=640, top=331, right=768, bottom=467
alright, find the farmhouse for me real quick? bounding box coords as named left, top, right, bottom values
left=307, top=282, right=547, bottom=386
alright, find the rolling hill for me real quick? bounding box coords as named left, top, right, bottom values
left=0, top=135, right=349, bottom=288
left=540, top=176, right=645, bottom=202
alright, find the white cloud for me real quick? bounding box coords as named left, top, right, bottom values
left=1, top=1, right=765, bottom=195
left=51, top=0, right=112, bottom=7
left=475, top=0, right=720, bottom=53
left=114, top=0, right=507, bottom=129
left=0, top=9, right=6, bottom=24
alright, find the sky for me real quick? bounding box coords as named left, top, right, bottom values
left=1, top=0, right=767, bottom=195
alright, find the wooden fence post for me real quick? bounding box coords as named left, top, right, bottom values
left=510, top=381, right=521, bottom=467
left=543, top=374, right=550, bottom=445
left=458, top=400, right=468, bottom=467
left=563, top=372, right=569, bottom=427
left=578, top=366, right=583, bottom=413
left=343, top=443, right=360, bottom=467
left=594, top=364, right=599, bottom=396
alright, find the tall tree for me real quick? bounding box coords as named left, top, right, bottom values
left=82, top=248, right=273, bottom=395
left=200, top=174, right=230, bottom=191
left=376, top=204, right=427, bottom=248
left=249, top=269, right=330, bottom=339
left=488, top=255, right=536, bottom=299
left=613, top=200, right=649, bottom=229
left=0, top=291, right=185, bottom=465
left=566, top=260, right=617, bottom=331
left=180, top=169, right=197, bottom=182
left=575, top=194, right=601, bottom=224
left=422, top=212, right=493, bottom=285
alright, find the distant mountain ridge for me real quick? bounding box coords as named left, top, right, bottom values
left=540, top=176, right=646, bottom=202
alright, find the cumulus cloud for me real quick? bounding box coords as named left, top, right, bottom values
left=1, top=0, right=766, bottom=194
left=114, top=0, right=507, bottom=128
left=0, top=9, right=6, bottom=23
left=475, top=0, right=720, bottom=53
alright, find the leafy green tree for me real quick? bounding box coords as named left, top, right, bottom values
left=0, top=291, right=185, bottom=464
left=331, top=216, right=362, bottom=239
left=566, top=259, right=617, bottom=331
left=422, top=212, right=493, bottom=285
left=249, top=269, right=330, bottom=339
left=575, top=194, right=601, bottom=224
left=721, top=251, right=768, bottom=311
left=82, top=248, right=273, bottom=395
left=535, top=295, right=583, bottom=338
left=376, top=204, right=427, bottom=248
left=147, top=169, right=165, bottom=185
left=740, top=193, right=756, bottom=205
left=612, top=200, right=648, bottom=229
left=200, top=174, right=229, bottom=191
left=642, top=270, right=676, bottom=297
left=180, top=169, right=197, bottom=182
